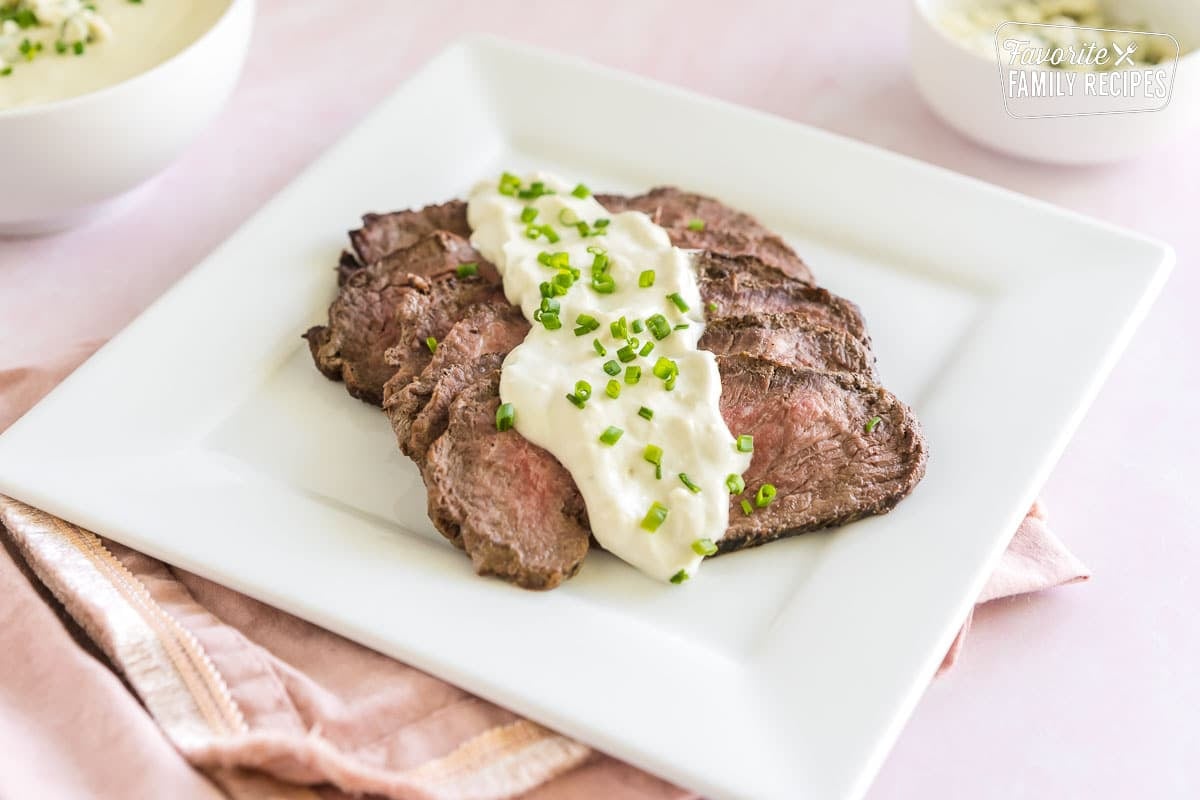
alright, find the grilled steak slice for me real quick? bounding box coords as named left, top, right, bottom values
left=700, top=313, right=876, bottom=378
left=699, top=253, right=870, bottom=349
left=424, top=367, right=590, bottom=589
left=348, top=200, right=471, bottom=266
left=597, top=187, right=813, bottom=283
left=305, top=231, right=494, bottom=404
left=715, top=354, right=926, bottom=553
left=384, top=305, right=530, bottom=463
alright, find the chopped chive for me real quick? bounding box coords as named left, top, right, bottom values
left=638, top=406, right=654, bottom=421
left=605, top=379, right=621, bottom=399
left=574, top=380, right=592, bottom=401
left=640, top=501, right=669, bottom=532
left=591, top=273, right=616, bottom=294
left=456, top=261, right=479, bottom=278
left=725, top=473, right=745, bottom=494
left=587, top=245, right=607, bottom=256
left=639, top=341, right=654, bottom=357
left=755, top=483, right=777, bottom=507
left=865, top=416, right=882, bottom=433
left=599, top=426, right=624, bottom=446
left=669, top=569, right=689, bottom=584
left=571, top=183, right=591, bottom=198
left=646, top=313, right=671, bottom=341
left=517, top=181, right=554, bottom=200
left=667, top=292, right=690, bottom=313
left=591, top=251, right=609, bottom=274
left=602, top=360, right=621, bottom=376
left=520, top=206, right=538, bottom=223
left=691, top=538, right=718, bottom=556
left=643, top=444, right=663, bottom=466
left=573, top=313, right=600, bottom=336
left=679, top=473, right=701, bottom=494
left=639, top=270, right=656, bottom=288
left=655, top=463, right=663, bottom=480
left=495, top=402, right=516, bottom=431
left=652, top=357, right=678, bottom=381
left=498, top=172, right=521, bottom=196
left=538, top=250, right=569, bottom=269
left=72, top=40, right=84, bottom=56
left=566, top=393, right=586, bottom=409
left=674, top=323, right=690, bottom=331
left=593, top=339, right=607, bottom=357
left=558, top=207, right=580, bottom=226
left=617, top=343, right=638, bottom=363
left=740, top=499, right=754, bottom=516
left=706, top=302, right=718, bottom=314
left=625, top=365, right=641, bottom=385
left=0, top=67, right=11, bottom=77
left=687, top=218, right=705, bottom=231
left=542, top=224, right=560, bottom=243
left=54, top=40, right=67, bottom=54
left=594, top=218, right=610, bottom=228
left=425, top=336, right=438, bottom=354
left=610, top=316, right=628, bottom=340
left=540, top=312, right=562, bottom=330
left=631, top=318, right=645, bottom=334
left=736, top=435, right=754, bottom=453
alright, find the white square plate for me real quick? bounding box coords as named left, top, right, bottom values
left=0, top=37, right=1172, bottom=800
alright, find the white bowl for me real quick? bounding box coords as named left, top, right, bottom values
left=910, top=0, right=1200, bottom=164
left=0, top=0, right=255, bottom=235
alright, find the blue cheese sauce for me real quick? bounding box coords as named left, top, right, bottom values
left=468, top=172, right=751, bottom=583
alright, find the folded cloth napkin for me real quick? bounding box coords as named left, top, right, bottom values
left=0, top=346, right=1090, bottom=800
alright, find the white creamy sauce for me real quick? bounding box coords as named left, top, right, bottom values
left=469, top=172, right=751, bottom=583
left=0, top=0, right=230, bottom=110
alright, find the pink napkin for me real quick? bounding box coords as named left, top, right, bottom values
left=0, top=346, right=1089, bottom=800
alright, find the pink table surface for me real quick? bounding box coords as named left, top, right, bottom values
left=1, top=2, right=1196, bottom=798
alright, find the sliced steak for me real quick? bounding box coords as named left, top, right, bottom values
left=304, top=231, right=495, bottom=405
left=348, top=199, right=471, bottom=266
left=699, top=252, right=870, bottom=349
left=700, top=313, right=876, bottom=378
left=384, top=305, right=529, bottom=463
left=424, top=367, right=590, bottom=590
left=597, top=187, right=813, bottom=283
left=715, top=354, right=926, bottom=553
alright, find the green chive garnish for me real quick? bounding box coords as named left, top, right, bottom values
left=566, top=393, right=586, bottom=409
left=495, top=403, right=516, bottom=431
left=631, top=318, right=645, bottom=334
left=669, top=569, right=689, bottom=584
left=643, top=444, right=663, bottom=466
left=499, top=172, right=521, bottom=196
left=574, top=314, right=600, bottom=336
left=638, top=406, right=654, bottom=421
left=625, top=366, right=641, bottom=385
left=725, top=473, right=745, bottom=494
left=667, top=292, right=690, bottom=313
left=736, top=435, right=754, bottom=453
left=425, top=337, right=438, bottom=354
left=606, top=379, right=621, bottom=399
left=639, top=270, right=656, bottom=288
left=591, top=251, right=609, bottom=273
left=646, top=314, right=671, bottom=341
left=593, top=339, right=607, bottom=357
left=558, top=207, right=580, bottom=226
left=687, top=218, right=705, bottom=231
left=587, top=245, right=607, bottom=256
left=591, top=273, right=616, bottom=294
left=865, top=416, right=882, bottom=433
left=520, top=206, right=538, bottom=223
left=456, top=262, right=479, bottom=278
left=740, top=499, right=754, bottom=516
left=571, top=183, right=591, bottom=198
left=594, top=218, right=610, bottom=229
left=617, top=344, right=637, bottom=363
left=641, top=502, right=669, bottom=532
left=639, top=341, right=654, bottom=357
left=674, top=323, right=690, bottom=331
left=679, top=473, right=701, bottom=494
left=706, top=302, right=718, bottom=314
left=756, top=483, right=777, bottom=507
left=652, top=357, right=678, bottom=381
left=610, top=316, right=628, bottom=340
left=691, top=539, right=718, bottom=556
left=574, top=380, right=592, bottom=401
left=541, top=313, right=562, bottom=331
left=603, top=360, right=621, bottom=376
left=599, top=426, right=624, bottom=446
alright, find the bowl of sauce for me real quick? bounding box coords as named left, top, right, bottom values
left=0, top=0, right=254, bottom=234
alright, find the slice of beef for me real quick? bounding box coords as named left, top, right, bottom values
left=424, top=367, right=590, bottom=590
left=383, top=305, right=529, bottom=463
left=700, top=312, right=876, bottom=378
left=348, top=199, right=471, bottom=266
left=715, top=354, right=926, bottom=553
left=597, top=187, right=813, bottom=283
left=698, top=252, right=870, bottom=350
left=305, top=231, right=496, bottom=405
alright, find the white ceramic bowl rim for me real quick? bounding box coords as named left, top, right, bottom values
left=913, top=0, right=1200, bottom=67
left=0, top=0, right=249, bottom=120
